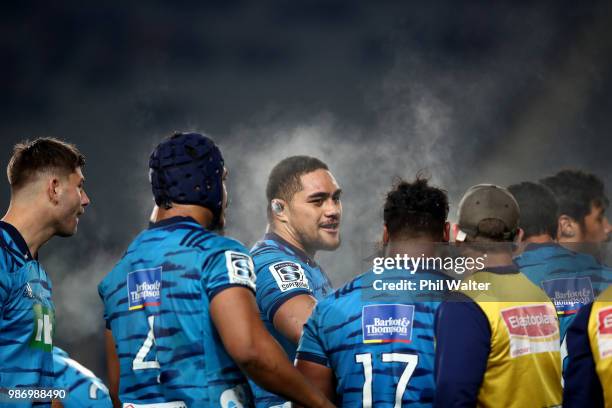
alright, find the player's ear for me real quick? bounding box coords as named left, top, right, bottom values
left=271, top=199, right=289, bottom=223
left=443, top=222, right=450, bottom=242
left=515, top=228, right=524, bottom=244
left=382, top=225, right=390, bottom=245
left=558, top=215, right=577, bottom=240
left=46, top=176, right=61, bottom=205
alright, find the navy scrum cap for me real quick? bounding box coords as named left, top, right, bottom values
left=149, top=132, right=225, bottom=220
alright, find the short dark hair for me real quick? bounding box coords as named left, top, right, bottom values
left=383, top=177, right=449, bottom=240
left=7, top=138, right=85, bottom=191
left=508, top=181, right=558, bottom=239
left=266, top=156, right=329, bottom=217
left=540, top=170, right=609, bottom=227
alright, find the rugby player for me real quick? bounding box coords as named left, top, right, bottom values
left=249, top=156, right=341, bottom=407
left=98, top=133, right=334, bottom=408
left=540, top=169, right=611, bottom=255
left=295, top=177, right=451, bottom=406
left=563, top=285, right=612, bottom=407
left=0, top=138, right=90, bottom=404
left=510, top=181, right=612, bottom=374
left=53, top=347, right=111, bottom=407
left=435, top=184, right=562, bottom=407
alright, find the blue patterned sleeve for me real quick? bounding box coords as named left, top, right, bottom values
left=295, top=303, right=329, bottom=367
left=204, top=241, right=257, bottom=300
left=0, top=254, right=10, bottom=306
left=255, top=259, right=312, bottom=322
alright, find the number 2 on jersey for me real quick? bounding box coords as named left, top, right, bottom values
left=355, top=352, right=418, bottom=408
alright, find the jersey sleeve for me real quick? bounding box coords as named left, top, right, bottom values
left=563, top=302, right=604, bottom=407
left=204, top=241, right=257, bottom=300
left=255, top=258, right=312, bottom=322
left=434, top=294, right=491, bottom=408
left=295, top=302, right=329, bottom=367
left=0, top=250, right=12, bottom=306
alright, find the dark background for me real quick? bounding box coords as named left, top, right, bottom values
left=1, top=1, right=612, bottom=381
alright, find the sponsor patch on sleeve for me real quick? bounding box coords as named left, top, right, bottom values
left=127, top=267, right=162, bottom=311
left=597, top=306, right=612, bottom=359
left=268, top=261, right=309, bottom=292
left=225, top=251, right=256, bottom=291
left=500, top=304, right=559, bottom=358
left=540, top=277, right=594, bottom=316
left=362, top=304, right=414, bottom=344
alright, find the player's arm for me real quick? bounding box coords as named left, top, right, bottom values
left=563, top=303, right=604, bottom=407
left=273, top=293, right=317, bottom=344
left=104, top=329, right=121, bottom=408
left=210, top=286, right=334, bottom=408
left=434, top=296, right=490, bottom=407
left=295, top=359, right=335, bottom=404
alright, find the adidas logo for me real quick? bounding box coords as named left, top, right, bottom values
left=23, top=283, right=34, bottom=299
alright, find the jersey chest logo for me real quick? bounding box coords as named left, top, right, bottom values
left=269, top=261, right=309, bottom=292
left=127, top=267, right=162, bottom=310
left=362, top=304, right=415, bottom=344
left=540, top=277, right=594, bottom=316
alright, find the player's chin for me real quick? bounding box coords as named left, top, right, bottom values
left=317, top=231, right=341, bottom=251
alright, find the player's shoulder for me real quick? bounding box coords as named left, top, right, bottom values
left=317, top=271, right=367, bottom=311
left=0, top=223, right=27, bottom=272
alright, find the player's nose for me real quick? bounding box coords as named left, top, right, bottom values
left=81, top=190, right=91, bottom=207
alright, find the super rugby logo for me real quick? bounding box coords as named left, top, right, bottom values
left=225, top=251, right=256, bottom=291
left=362, top=304, right=414, bottom=344
left=269, top=261, right=309, bottom=292
left=127, top=267, right=162, bottom=311
left=501, top=304, right=559, bottom=358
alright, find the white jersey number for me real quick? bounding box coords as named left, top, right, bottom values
left=355, top=352, right=418, bottom=408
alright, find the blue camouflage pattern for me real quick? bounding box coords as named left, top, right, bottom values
left=0, top=221, right=55, bottom=408
left=98, top=216, right=256, bottom=407
left=249, top=233, right=333, bottom=408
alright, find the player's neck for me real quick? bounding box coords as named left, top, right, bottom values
left=385, top=240, right=437, bottom=258
left=2, top=201, right=55, bottom=258
left=151, top=204, right=214, bottom=229
left=524, top=234, right=555, bottom=244
left=268, top=225, right=316, bottom=259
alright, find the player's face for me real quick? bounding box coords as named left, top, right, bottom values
left=581, top=203, right=611, bottom=243
left=54, top=167, right=90, bottom=237
left=286, top=169, right=342, bottom=253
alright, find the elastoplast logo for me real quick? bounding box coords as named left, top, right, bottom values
left=362, top=304, right=414, bottom=344
left=501, top=304, right=559, bottom=358
left=127, top=267, right=162, bottom=311
left=599, top=307, right=612, bottom=335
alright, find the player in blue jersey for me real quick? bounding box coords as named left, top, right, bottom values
left=0, top=138, right=90, bottom=406
left=296, top=177, right=451, bottom=407
left=249, top=156, right=342, bottom=408
left=99, top=132, right=334, bottom=408
left=540, top=169, right=611, bottom=259
left=53, top=347, right=111, bottom=407
left=510, top=180, right=612, bottom=375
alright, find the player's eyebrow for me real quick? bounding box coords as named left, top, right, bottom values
left=307, top=189, right=342, bottom=200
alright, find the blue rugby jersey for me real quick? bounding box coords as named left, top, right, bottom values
left=98, top=216, right=256, bottom=407
left=0, top=221, right=55, bottom=407
left=53, top=347, right=111, bottom=407
left=514, top=242, right=612, bottom=372
left=296, top=268, right=449, bottom=407
left=249, top=233, right=333, bottom=408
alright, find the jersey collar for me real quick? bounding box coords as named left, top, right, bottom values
left=148, top=216, right=199, bottom=229
left=0, top=221, right=34, bottom=260
left=264, top=232, right=319, bottom=268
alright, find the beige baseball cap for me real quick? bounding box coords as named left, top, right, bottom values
left=456, top=184, right=520, bottom=241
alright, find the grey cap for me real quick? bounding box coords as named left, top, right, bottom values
left=456, top=184, right=520, bottom=241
